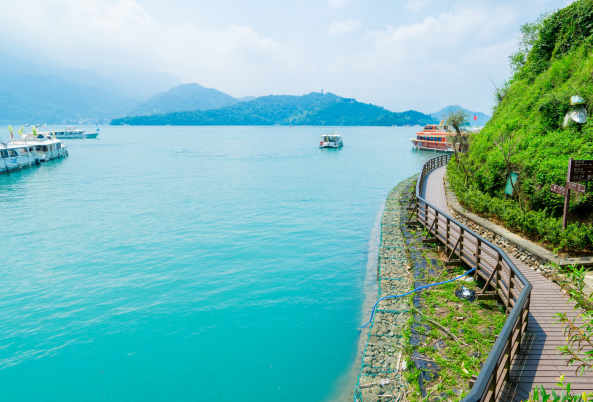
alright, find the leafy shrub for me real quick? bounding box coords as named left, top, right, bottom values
left=449, top=168, right=593, bottom=251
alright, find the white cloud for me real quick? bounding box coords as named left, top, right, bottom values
left=328, top=20, right=362, bottom=35
left=329, top=0, right=350, bottom=8
left=406, top=0, right=432, bottom=12
left=0, top=0, right=300, bottom=94
left=324, top=6, right=518, bottom=112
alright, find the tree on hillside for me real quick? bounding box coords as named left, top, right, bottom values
left=508, top=11, right=552, bottom=73
left=494, top=131, right=525, bottom=213
left=444, top=109, right=473, bottom=184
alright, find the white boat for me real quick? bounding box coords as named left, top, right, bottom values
left=0, top=142, right=40, bottom=173
left=319, top=132, right=343, bottom=148
left=15, top=132, right=68, bottom=162
left=49, top=126, right=99, bottom=139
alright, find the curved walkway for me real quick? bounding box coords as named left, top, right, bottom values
left=424, top=166, right=592, bottom=400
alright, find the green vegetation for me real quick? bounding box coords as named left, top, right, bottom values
left=403, top=222, right=505, bottom=401
left=126, top=83, right=248, bottom=116
left=110, top=92, right=437, bottom=126
left=447, top=0, right=593, bottom=251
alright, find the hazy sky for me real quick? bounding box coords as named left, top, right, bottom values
left=0, top=0, right=574, bottom=114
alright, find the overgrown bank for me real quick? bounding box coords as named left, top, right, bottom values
left=354, top=178, right=505, bottom=401
left=447, top=0, right=593, bottom=252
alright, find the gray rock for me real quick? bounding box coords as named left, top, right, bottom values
left=537, top=269, right=542, bottom=274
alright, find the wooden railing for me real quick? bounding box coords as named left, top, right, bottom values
left=409, top=155, right=532, bottom=402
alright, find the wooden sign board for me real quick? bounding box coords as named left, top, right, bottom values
left=566, top=181, right=586, bottom=194
left=570, top=160, right=593, bottom=182
left=551, top=184, right=567, bottom=195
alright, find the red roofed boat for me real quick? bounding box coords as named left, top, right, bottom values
left=410, top=121, right=456, bottom=153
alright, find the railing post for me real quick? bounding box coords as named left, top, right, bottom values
left=506, top=269, right=514, bottom=315
left=434, top=210, right=439, bottom=239
left=516, top=300, right=523, bottom=355
left=495, top=254, right=501, bottom=296
left=504, top=338, right=511, bottom=387
left=521, top=297, right=530, bottom=353
left=458, top=227, right=464, bottom=263
left=446, top=217, right=450, bottom=249
left=475, top=239, right=481, bottom=280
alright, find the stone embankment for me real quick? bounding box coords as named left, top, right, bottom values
left=354, top=176, right=415, bottom=402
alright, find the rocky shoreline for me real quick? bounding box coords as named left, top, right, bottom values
left=354, top=176, right=416, bottom=402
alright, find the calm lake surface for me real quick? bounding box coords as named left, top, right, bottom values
left=0, top=126, right=434, bottom=401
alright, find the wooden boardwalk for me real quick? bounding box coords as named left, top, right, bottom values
left=423, top=166, right=592, bottom=400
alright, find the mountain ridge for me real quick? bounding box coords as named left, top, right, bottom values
left=127, top=83, right=253, bottom=116
left=111, top=92, right=438, bottom=126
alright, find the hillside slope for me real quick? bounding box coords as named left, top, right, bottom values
left=127, top=83, right=248, bottom=116
left=0, top=52, right=145, bottom=123
left=0, top=74, right=138, bottom=124
left=111, top=92, right=437, bottom=126
left=447, top=0, right=593, bottom=249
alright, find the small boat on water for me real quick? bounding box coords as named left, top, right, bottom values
left=49, top=126, right=99, bottom=139
left=410, top=122, right=461, bottom=153
left=0, top=142, right=40, bottom=173
left=15, top=132, right=68, bottom=161
left=319, top=132, right=343, bottom=148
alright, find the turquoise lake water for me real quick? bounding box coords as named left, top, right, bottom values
left=0, top=126, right=434, bottom=401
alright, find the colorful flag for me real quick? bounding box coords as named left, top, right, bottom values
left=8, top=125, right=13, bottom=139
left=32, top=126, right=37, bottom=135
left=18, top=125, right=24, bottom=136
left=473, top=114, right=477, bottom=122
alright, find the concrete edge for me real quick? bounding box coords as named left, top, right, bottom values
left=443, top=178, right=593, bottom=268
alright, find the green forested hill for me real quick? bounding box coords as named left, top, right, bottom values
left=110, top=92, right=437, bottom=126
left=448, top=0, right=593, bottom=250
left=126, top=83, right=246, bottom=116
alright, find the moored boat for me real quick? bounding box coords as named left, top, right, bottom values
left=16, top=132, right=68, bottom=161
left=410, top=122, right=459, bottom=152
left=319, top=132, right=343, bottom=148
left=0, top=142, right=39, bottom=173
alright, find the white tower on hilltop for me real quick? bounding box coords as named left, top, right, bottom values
left=321, top=89, right=324, bottom=94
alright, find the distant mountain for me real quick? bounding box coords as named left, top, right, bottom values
left=0, top=52, right=143, bottom=101
left=0, top=52, right=146, bottom=124
left=127, top=83, right=253, bottom=116
left=236, top=96, right=256, bottom=102
left=111, top=92, right=438, bottom=126
left=93, top=67, right=183, bottom=99
left=0, top=74, right=138, bottom=124
left=430, top=105, right=490, bottom=126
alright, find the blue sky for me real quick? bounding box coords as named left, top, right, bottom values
left=0, top=0, right=575, bottom=113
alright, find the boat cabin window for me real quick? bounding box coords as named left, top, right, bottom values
left=29, top=147, right=34, bottom=152
left=1, top=150, right=7, bottom=158
left=8, top=150, right=18, bottom=156
left=36, top=146, right=48, bottom=152
left=20, top=148, right=28, bottom=155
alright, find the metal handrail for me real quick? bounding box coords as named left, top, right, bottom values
left=413, top=155, right=532, bottom=402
